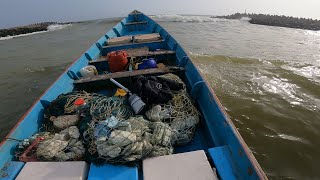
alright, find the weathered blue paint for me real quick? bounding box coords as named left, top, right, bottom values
left=208, top=146, right=237, bottom=180
left=88, top=164, right=138, bottom=180
left=0, top=161, right=24, bottom=180
left=0, top=11, right=267, bottom=179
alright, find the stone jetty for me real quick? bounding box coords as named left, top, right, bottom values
left=1, top=22, right=61, bottom=37
left=214, top=13, right=320, bottom=31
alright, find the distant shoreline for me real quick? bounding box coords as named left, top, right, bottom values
left=0, top=22, right=75, bottom=38
left=214, top=13, right=320, bottom=31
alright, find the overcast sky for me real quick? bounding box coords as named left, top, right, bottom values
left=1, top=0, right=320, bottom=28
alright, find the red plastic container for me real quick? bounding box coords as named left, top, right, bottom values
left=107, top=50, right=128, bottom=72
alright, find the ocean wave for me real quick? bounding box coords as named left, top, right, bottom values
left=304, top=30, right=320, bottom=36
left=282, top=65, right=320, bottom=84
left=151, top=14, right=228, bottom=23
left=240, top=17, right=251, bottom=21
left=47, top=24, right=71, bottom=31
left=192, top=54, right=319, bottom=109
left=251, top=73, right=304, bottom=105
left=0, top=24, right=72, bottom=41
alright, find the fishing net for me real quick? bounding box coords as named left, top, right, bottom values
left=49, top=115, right=80, bottom=130
left=14, top=132, right=51, bottom=161
left=36, top=126, right=85, bottom=161
left=157, top=73, right=186, bottom=91
left=83, top=116, right=173, bottom=164
left=42, top=91, right=104, bottom=132
left=16, top=73, right=200, bottom=164
left=90, top=96, right=134, bottom=121
left=63, top=91, right=94, bottom=114
left=145, top=73, right=200, bottom=145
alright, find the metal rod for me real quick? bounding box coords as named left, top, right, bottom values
left=110, top=78, right=131, bottom=93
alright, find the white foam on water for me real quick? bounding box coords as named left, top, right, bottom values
left=281, top=64, right=320, bottom=89
left=304, top=30, right=320, bottom=36
left=0, top=24, right=72, bottom=41
left=151, top=14, right=228, bottom=23
left=0, top=30, right=47, bottom=41
left=47, top=24, right=71, bottom=31
left=240, top=17, right=251, bottom=21
left=265, top=133, right=307, bottom=144
left=251, top=73, right=304, bottom=105
left=284, top=65, right=320, bottom=84
left=0, top=36, right=13, bottom=40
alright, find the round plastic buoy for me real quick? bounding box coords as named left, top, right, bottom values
left=74, top=98, right=86, bottom=106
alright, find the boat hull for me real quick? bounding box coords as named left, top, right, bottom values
left=0, top=11, right=267, bottom=179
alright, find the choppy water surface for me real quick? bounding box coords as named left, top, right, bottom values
left=1, top=15, right=320, bottom=179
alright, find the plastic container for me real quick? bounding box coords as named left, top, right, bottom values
left=107, top=51, right=128, bottom=72
left=128, top=94, right=146, bottom=114
left=80, top=65, right=98, bottom=78
left=137, top=58, right=157, bottom=70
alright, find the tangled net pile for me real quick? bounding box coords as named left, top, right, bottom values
left=158, top=73, right=186, bottom=90
left=83, top=116, right=173, bottom=163
left=36, top=126, right=85, bottom=161
left=43, top=91, right=104, bottom=132
left=146, top=74, right=200, bottom=145
left=16, top=73, right=200, bottom=164
left=90, top=96, right=133, bottom=121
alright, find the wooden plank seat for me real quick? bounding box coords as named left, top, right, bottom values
left=89, top=47, right=175, bottom=64
left=103, top=39, right=164, bottom=49
left=104, top=33, right=162, bottom=47
left=134, top=33, right=161, bottom=43
left=74, top=67, right=184, bottom=84
left=125, top=21, right=148, bottom=26
left=107, top=35, right=132, bottom=46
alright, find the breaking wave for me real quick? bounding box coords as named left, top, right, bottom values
left=47, top=24, right=71, bottom=31
left=303, top=30, right=320, bottom=36
left=0, top=24, right=71, bottom=41
left=151, top=14, right=228, bottom=23
left=240, top=17, right=251, bottom=21
left=193, top=54, right=320, bottom=111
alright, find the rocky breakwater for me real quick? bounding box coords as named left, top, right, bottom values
left=0, top=22, right=61, bottom=37
left=214, top=13, right=320, bottom=31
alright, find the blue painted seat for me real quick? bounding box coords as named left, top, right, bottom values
left=88, top=164, right=138, bottom=180
left=208, top=146, right=237, bottom=180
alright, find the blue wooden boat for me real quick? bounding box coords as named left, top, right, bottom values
left=0, top=11, right=267, bottom=179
